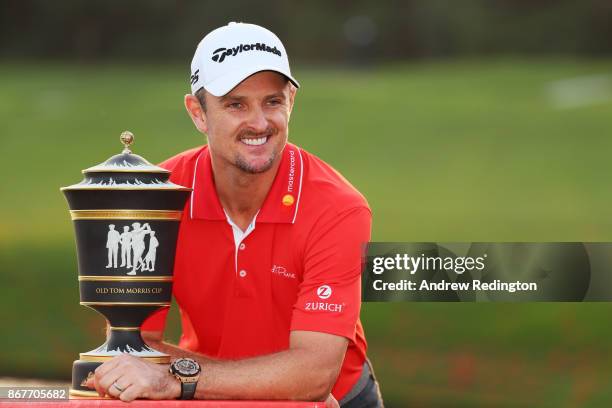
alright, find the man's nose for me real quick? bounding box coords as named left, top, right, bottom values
left=246, top=106, right=269, bottom=133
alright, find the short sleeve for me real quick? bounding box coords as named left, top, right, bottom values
left=290, top=206, right=371, bottom=342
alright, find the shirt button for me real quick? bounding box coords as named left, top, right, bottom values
left=239, top=270, right=247, bottom=278
left=239, top=243, right=246, bottom=250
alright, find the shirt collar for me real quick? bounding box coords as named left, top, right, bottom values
left=190, top=143, right=303, bottom=224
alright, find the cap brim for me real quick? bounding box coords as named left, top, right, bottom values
left=204, top=65, right=300, bottom=97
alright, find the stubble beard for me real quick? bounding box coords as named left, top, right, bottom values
left=234, top=150, right=277, bottom=174
left=234, top=127, right=283, bottom=174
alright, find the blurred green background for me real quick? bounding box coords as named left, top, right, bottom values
left=2, top=1, right=612, bottom=407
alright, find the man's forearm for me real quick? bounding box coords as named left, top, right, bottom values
left=148, top=340, right=334, bottom=401
left=195, top=347, right=333, bottom=401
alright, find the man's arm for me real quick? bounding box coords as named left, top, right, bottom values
left=193, top=330, right=347, bottom=401
left=90, top=329, right=347, bottom=402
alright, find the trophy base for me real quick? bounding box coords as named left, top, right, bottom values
left=69, top=388, right=111, bottom=399
left=70, top=354, right=171, bottom=397
left=70, top=359, right=105, bottom=398
left=69, top=320, right=172, bottom=396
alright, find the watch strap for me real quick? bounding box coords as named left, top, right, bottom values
left=180, top=381, right=197, bottom=400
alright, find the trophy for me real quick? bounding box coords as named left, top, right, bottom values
left=61, top=131, right=191, bottom=397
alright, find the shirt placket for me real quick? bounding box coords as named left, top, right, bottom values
left=225, top=213, right=257, bottom=297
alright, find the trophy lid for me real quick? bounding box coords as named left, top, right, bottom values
left=61, top=131, right=191, bottom=191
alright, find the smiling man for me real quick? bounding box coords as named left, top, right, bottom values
left=87, top=22, right=383, bottom=407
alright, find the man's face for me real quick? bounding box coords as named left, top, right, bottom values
left=189, top=71, right=295, bottom=174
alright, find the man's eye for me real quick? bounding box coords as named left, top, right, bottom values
left=226, top=102, right=242, bottom=109
left=268, top=99, right=281, bottom=106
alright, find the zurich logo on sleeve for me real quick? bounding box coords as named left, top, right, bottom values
left=317, top=285, right=332, bottom=299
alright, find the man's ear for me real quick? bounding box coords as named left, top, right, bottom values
left=184, top=94, right=208, bottom=134
left=287, top=83, right=297, bottom=117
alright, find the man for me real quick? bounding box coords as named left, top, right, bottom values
left=87, top=22, right=383, bottom=407
left=105, top=224, right=120, bottom=269
left=119, top=225, right=132, bottom=268
left=144, top=231, right=159, bottom=272
left=128, top=222, right=152, bottom=275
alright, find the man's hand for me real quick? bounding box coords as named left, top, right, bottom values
left=85, top=354, right=181, bottom=402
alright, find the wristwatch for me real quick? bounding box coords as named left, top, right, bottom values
left=169, top=358, right=201, bottom=400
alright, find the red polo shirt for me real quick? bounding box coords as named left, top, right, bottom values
left=142, top=143, right=371, bottom=400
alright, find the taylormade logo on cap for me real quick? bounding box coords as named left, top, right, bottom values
left=189, top=22, right=299, bottom=97
left=211, top=43, right=282, bottom=63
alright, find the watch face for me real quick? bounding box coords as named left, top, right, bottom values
left=174, top=358, right=200, bottom=376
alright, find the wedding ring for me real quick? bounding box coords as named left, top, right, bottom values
left=112, top=382, right=124, bottom=392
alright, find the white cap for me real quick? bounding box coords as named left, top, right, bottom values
left=190, top=22, right=300, bottom=96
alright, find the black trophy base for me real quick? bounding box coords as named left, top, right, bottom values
left=69, top=325, right=171, bottom=397
left=70, top=354, right=172, bottom=398
left=70, top=359, right=105, bottom=398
